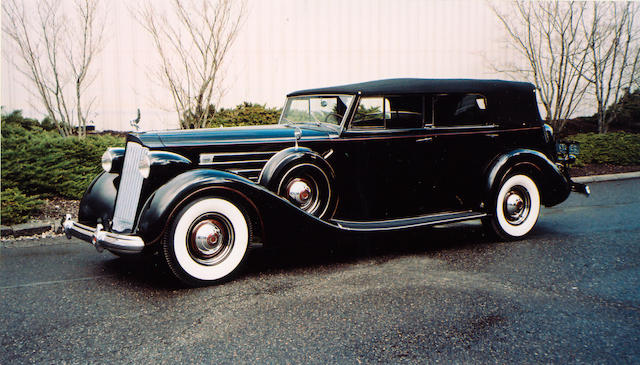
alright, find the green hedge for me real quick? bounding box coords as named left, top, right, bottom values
left=1, top=122, right=124, bottom=200
left=203, top=102, right=281, bottom=128
left=568, top=132, right=640, bottom=166
left=1, top=188, right=44, bottom=225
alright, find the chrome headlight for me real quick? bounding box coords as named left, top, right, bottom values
left=138, top=152, right=151, bottom=178
left=137, top=150, right=191, bottom=179
left=101, top=148, right=125, bottom=173
left=543, top=123, right=554, bottom=143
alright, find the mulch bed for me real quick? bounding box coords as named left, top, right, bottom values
left=34, top=197, right=80, bottom=222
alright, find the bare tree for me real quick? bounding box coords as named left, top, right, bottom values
left=2, top=0, right=104, bottom=137
left=492, top=1, right=590, bottom=133
left=138, top=0, right=246, bottom=129
left=583, top=2, right=640, bottom=133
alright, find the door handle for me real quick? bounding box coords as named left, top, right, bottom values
left=416, top=137, right=433, bottom=143
left=486, top=133, right=499, bottom=138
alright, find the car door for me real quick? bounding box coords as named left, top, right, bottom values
left=331, top=95, right=440, bottom=220
left=431, top=93, right=499, bottom=210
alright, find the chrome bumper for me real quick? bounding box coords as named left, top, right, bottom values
left=571, top=181, right=591, bottom=196
left=62, top=214, right=145, bottom=254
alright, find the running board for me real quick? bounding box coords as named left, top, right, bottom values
left=330, top=211, right=487, bottom=232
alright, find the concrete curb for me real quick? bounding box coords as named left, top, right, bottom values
left=573, top=171, right=640, bottom=183
left=1, top=221, right=62, bottom=239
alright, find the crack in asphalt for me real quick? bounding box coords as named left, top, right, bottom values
left=0, top=274, right=116, bottom=290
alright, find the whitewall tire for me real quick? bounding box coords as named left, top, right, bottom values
left=486, top=174, right=540, bottom=240
left=163, top=198, right=249, bottom=285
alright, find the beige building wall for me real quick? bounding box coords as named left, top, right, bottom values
left=2, top=0, right=517, bottom=131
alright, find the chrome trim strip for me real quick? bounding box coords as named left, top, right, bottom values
left=112, top=142, right=148, bottom=233
left=63, top=215, right=144, bottom=254
left=228, top=168, right=263, bottom=173
left=331, top=212, right=487, bottom=232
left=209, top=151, right=278, bottom=157
left=332, top=210, right=474, bottom=225
left=202, top=159, right=270, bottom=166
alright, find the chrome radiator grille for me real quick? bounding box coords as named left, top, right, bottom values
left=112, top=142, right=148, bottom=233
left=200, top=151, right=277, bottom=182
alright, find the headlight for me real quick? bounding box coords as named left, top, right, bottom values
left=139, top=153, right=151, bottom=178
left=101, top=148, right=124, bottom=173
left=543, top=123, right=554, bottom=143
left=101, top=150, right=113, bottom=172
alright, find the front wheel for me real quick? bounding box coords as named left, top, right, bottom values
left=162, top=197, right=249, bottom=286
left=484, top=174, right=541, bottom=240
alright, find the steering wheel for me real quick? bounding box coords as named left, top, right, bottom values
left=323, top=113, right=343, bottom=123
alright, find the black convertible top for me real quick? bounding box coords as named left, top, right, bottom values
left=287, top=78, right=535, bottom=97
left=288, top=78, right=541, bottom=123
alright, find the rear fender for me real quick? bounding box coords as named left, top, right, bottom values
left=485, top=149, right=570, bottom=207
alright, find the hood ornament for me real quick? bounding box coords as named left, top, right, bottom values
left=294, top=126, right=302, bottom=149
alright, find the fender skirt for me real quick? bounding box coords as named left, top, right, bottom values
left=486, top=149, right=571, bottom=208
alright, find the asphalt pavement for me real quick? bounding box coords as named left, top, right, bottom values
left=1, top=178, right=639, bottom=363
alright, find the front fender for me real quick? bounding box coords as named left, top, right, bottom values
left=78, top=172, right=118, bottom=226
left=485, top=149, right=571, bottom=207
left=137, top=169, right=259, bottom=244
left=136, top=168, right=345, bottom=247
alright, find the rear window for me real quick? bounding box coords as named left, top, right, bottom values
left=432, top=93, right=488, bottom=127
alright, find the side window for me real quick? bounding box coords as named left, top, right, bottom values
left=352, top=97, right=386, bottom=129
left=351, top=95, right=424, bottom=130
left=385, top=95, right=423, bottom=129
left=434, top=93, right=488, bottom=127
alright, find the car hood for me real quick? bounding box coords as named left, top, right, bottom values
left=130, top=124, right=336, bottom=149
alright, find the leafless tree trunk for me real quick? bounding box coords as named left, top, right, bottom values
left=137, top=0, right=246, bottom=129
left=492, top=1, right=590, bottom=134
left=2, top=0, right=104, bottom=138
left=582, top=2, right=640, bottom=133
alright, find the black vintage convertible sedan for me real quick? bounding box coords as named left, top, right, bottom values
left=64, top=78, right=589, bottom=285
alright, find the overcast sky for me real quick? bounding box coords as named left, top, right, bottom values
left=2, top=0, right=522, bottom=131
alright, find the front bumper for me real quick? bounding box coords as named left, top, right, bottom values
left=571, top=181, right=591, bottom=196
left=62, top=214, right=144, bottom=254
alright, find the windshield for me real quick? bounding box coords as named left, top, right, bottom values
left=280, top=95, right=354, bottom=126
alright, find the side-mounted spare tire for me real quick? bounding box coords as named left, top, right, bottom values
left=259, top=147, right=337, bottom=220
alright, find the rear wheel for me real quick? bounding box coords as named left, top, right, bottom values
left=484, top=174, right=540, bottom=240
left=162, top=197, right=249, bottom=286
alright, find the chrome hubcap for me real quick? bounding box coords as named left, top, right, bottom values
left=188, top=216, right=233, bottom=265
left=286, top=178, right=318, bottom=212
left=193, top=221, right=223, bottom=256
left=288, top=180, right=312, bottom=205
left=503, top=187, right=530, bottom=225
